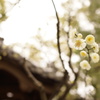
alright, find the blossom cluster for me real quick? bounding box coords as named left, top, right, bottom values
left=69, top=29, right=100, bottom=70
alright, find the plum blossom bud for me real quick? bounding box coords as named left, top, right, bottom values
left=80, top=50, right=88, bottom=57
left=77, top=33, right=83, bottom=39
left=90, top=53, right=100, bottom=63
left=80, top=60, right=91, bottom=70
left=92, top=42, right=99, bottom=53
left=85, top=35, right=95, bottom=45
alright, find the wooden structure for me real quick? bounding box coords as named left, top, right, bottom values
left=0, top=38, right=62, bottom=100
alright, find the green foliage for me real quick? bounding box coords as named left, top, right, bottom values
left=0, top=0, right=7, bottom=22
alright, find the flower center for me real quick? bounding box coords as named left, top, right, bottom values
left=93, top=56, right=96, bottom=59
left=75, top=40, right=82, bottom=47
left=88, top=37, right=93, bottom=42
left=83, top=64, right=87, bottom=67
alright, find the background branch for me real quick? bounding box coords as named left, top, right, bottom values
left=24, top=59, right=47, bottom=100
left=5, top=0, right=21, bottom=14
left=66, top=14, right=75, bottom=74
left=58, top=70, right=79, bottom=100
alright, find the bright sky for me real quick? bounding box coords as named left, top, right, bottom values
left=0, top=0, right=91, bottom=65
left=0, top=0, right=66, bottom=45
left=0, top=0, right=92, bottom=45
left=0, top=0, right=68, bottom=68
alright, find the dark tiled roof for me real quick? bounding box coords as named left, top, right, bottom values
left=0, top=38, right=63, bottom=85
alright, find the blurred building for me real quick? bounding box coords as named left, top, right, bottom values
left=0, top=37, right=61, bottom=100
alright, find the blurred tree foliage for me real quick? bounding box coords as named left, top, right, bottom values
left=60, top=0, right=100, bottom=99
left=88, top=0, right=100, bottom=43
left=0, top=0, right=7, bottom=22
left=88, top=0, right=100, bottom=97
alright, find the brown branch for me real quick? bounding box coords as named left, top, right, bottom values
left=51, top=0, right=66, bottom=71
left=24, top=59, right=47, bottom=100
left=66, top=13, right=76, bottom=75
left=58, top=70, right=79, bottom=100
left=49, top=71, right=68, bottom=100
left=58, top=13, right=80, bottom=100
left=51, top=0, right=69, bottom=77
left=49, top=0, right=69, bottom=100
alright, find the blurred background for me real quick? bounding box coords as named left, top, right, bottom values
left=0, top=0, right=100, bottom=100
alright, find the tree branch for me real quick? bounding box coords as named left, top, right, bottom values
left=24, top=59, right=47, bottom=100
left=66, top=13, right=77, bottom=75
left=51, top=0, right=67, bottom=71
left=49, top=0, right=69, bottom=100
left=58, top=70, right=79, bottom=100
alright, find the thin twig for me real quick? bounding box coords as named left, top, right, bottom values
left=86, top=46, right=91, bottom=63
left=58, top=70, right=79, bottom=100
left=6, top=0, right=21, bottom=13
left=12, top=0, right=21, bottom=7
left=66, top=13, right=76, bottom=75
left=51, top=0, right=68, bottom=79
left=51, top=0, right=66, bottom=71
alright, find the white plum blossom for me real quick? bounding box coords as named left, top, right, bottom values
left=80, top=60, right=91, bottom=70
left=90, top=53, right=100, bottom=63
left=73, top=39, right=86, bottom=50
left=69, top=30, right=99, bottom=69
